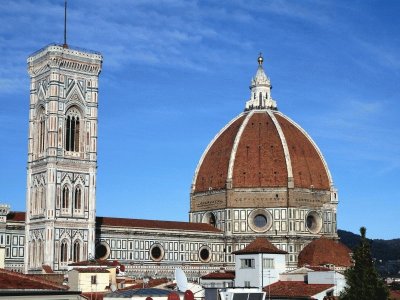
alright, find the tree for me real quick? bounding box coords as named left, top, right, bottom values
left=341, top=227, right=389, bottom=300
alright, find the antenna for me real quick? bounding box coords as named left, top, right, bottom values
left=63, top=0, right=68, bottom=48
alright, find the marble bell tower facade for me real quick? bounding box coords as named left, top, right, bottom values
left=24, top=44, right=102, bottom=273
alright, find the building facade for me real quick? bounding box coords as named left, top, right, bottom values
left=1, top=43, right=338, bottom=277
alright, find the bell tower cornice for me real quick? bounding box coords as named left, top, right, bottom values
left=28, top=44, right=102, bottom=77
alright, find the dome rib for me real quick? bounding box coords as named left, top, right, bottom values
left=192, top=110, right=334, bottom=193
left=231, top=111, right=288, bottom=188
left=227, top=110, right=254, bottom=184
left=274, top=112, right=333, bottom=190
left=192, top=113, right=246, bottom=193
left=267, top=109, right=293, bottom=187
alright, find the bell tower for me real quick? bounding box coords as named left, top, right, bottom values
left=25, top=44, right=102, bottom=273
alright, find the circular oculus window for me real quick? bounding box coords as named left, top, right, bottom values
left=95, top=241, right=110, bottom=260
left=306, top=211, right=322, bottom=234
left=248, top=209, right=273, bottom=232
left=150, top=244, right=164, bottom=262
left=198, top=246, right=212, bottom=262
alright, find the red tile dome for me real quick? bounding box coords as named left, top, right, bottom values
left=192, top=110, right=332, bottom=193
left=298, top=237, right=352, bottom=268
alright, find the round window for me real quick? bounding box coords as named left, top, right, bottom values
left=95, top=241, right=110, bottom=260
left=198, top=246, right=211, bottom=262
left=254, top=214, right=268, bottom=228
left=248, top=209, right=272, bottom=232
left=150, top=244, right=164, bottom=262
left=306, top=211, right=322, bottom=234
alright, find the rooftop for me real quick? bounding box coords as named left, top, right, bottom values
left=298, top=237, right=352, bottom=268
left=233, top=237, right=287, bottom=255
left=96, top=216, right=221, bottom=233
left=264, top=281, right=334, bottom=298
left=0, top=268, right=68, bottom=290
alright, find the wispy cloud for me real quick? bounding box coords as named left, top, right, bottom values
left=306, top=97, right=400, bottom=174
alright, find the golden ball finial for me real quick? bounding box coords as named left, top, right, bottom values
left=258, top=52, right=263, bottom=65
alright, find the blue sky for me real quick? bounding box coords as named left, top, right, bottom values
left=0, top=0, right=399, bottom=239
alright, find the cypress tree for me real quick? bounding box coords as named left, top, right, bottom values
left=341, top=227, right=389, bottom=300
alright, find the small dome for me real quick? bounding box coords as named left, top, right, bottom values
left=298, top=238, right=352, bottom=268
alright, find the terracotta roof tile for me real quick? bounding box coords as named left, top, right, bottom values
left=119, top=278, right=169, bottom=290
left=96, top=216, right=221, bottom=233
left=69, top=259, right=120, bottom=267
left=73, top=268, right=110, bottom=273
left=42, top=264, right=54, bottom=273
left=390, top=290, right=400, bottom=300
left=274, top=113, right=330, bottom=190
left=193, top=109, right=332, bottom=194
left=201, top=270, right=235, bottom=280
left=232, top=237, right=287, bottom=255
left=298, top=237, right=352, bottom=268
left=307, top=266, right=332, bottom=272
left=0, top=268, right=68, bottom=290
left=264, top=281, right=334, bottom=298
left=6, top=211, right=25, bottom=222
left=233, top=112, right=288, bottom=188
left=195, top=115, right=246, bottom=192
left=81, top=292, right=106, bottom=300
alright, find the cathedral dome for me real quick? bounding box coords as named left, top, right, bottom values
left=192, top=109, right=332, bottom=193
left=190, top=55, right=338, bottom=261
left=192, top=54, right=333, bottom=194
left=297, top=237, right=352, bottom=268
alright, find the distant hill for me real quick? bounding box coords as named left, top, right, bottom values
left=338, top=229, right=400, bottom=262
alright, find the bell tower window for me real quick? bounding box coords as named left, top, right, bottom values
left=65, top=108, right=80, bottom=152
left=39, top=116, right=45, bottom=153
left=62, top=186, right=69, bottom=209
left=60, top=239, right=68, bottom=262
left=74, top=187, right=82, bottom=210
left=36, top=107, right=46, bottom=155
left=73, top=240, right=81, bottom=262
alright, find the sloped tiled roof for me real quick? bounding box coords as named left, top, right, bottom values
left=264, top=281, right=334, bottom=298
left=81, top=292, right=106, bottom=300
left=73, top=268, right=110, bottom=273
left=42, top=264, right=54, bottom=274
left=119, top=278, right=170, bottom=291
left=0, top=268, right=67, bottom=290
left=96, top=216, right=221, bottom=233
left=232, top=237, right=287, bottom=255
left=298, top=237, right=352, bottom=268
left=201, top=270, right=235, bottom=280
left=69, top=259, right=120, bottom=267
left=390, top=290, right=400, bottom=300
left=6, top=211, right=25, bottom=222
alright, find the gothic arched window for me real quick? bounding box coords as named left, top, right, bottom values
left=60, top=240, right=68, bottom=262
left=40, top=240, right=44, bottom=265
left=62, top=186, right=69, bottom=209
left=31, top=240, right=36, bottom=267
left=73, top=240, right=81, bottom=262
left=37, top=240, right=42, bottom=267
left=74, top=187, right=82, bottom=210
left=41, top=186, right=46, bottom=212
left=37, top=108, right=45, bottom=154
left=65, top=108, right=80, bottom=152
